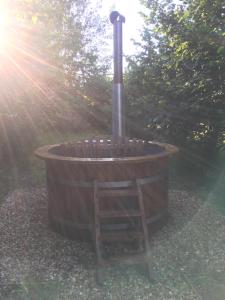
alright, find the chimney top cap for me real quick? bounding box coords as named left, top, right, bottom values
left=110, top=11, right=125, bottom=24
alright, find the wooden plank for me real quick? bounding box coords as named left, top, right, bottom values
left=102, top=253, right=148, bottom=266
left=136, top=179, right=151, bottom=279
left=93, top=180, right=104, bottom=283
left=101, top=230, right=143, bottom=242
left=99, top=209, right=142, bottom=218
left=98, top=189, right=138, bottom=197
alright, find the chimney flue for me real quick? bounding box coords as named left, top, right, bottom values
left=110, top=11, right=125, bottom=140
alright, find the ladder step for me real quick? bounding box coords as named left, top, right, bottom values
left=101, top=230, right=144, bottom=242
left=102, top=253, right=149, bottom=266
left=93, top=179, right=151, bottom=283
left=99, top=209, right=142, bottom=219
left=97, top=189, right=138, bottom=198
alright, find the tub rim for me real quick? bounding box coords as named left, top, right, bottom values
left=35, top=141, right=178, bottom=165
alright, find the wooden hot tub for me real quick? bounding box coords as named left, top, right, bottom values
left=35, top=139, right=178, bottom=240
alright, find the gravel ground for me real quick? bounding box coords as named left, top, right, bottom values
left=0, top=188, right=225, bottom=300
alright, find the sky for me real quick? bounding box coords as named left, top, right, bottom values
left=97, top=0, right=146, bottom=56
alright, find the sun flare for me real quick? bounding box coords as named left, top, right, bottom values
left=0, top=8, right=10, bottom=51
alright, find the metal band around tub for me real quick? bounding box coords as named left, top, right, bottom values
left=47, top=170, right=168, bottom=188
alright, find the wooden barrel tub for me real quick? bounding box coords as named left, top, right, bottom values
left=35, top=140, right=178, bottom=240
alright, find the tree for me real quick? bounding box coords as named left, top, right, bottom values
left=0, top=0, right=111, bottom=161
left=126, top=0, right=225, bottom=169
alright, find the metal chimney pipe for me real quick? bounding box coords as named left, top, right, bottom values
left=110, top=11, right=125, bottom=140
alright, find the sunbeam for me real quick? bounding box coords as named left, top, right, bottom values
left=0, top=7, right=10, bottom=52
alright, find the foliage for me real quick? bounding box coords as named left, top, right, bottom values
left=125, top=0, right=225, bottom=171
left=9, top=0, right=109, bottom=79
left=0, top=0, right=111, bottom=162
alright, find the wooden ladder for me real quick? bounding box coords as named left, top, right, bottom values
left=93, top=179, right=151, bottom=284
